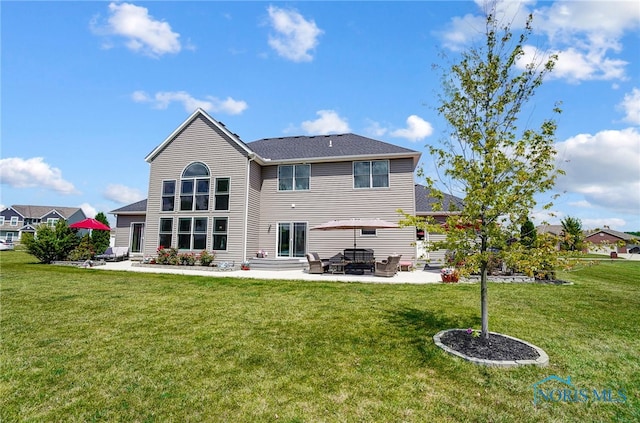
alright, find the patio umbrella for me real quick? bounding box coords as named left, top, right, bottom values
left=310, top=218, right=400, bottom=249
left=69, top=218, right=111, bottom=231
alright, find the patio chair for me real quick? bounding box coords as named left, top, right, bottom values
left=374, top=255, right=402, bottom=277
left=306, top=253, right=330, bottom=274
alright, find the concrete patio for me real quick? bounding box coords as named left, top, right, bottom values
left=94, top=260, right=443, bottom=284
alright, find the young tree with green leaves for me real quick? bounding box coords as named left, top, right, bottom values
left=520, top=219, right=537, bottom=248
left=560, top=216, right=584, bottom=251
left=426, top=5, right=562, bottom=339
left=91, top=212, right=111, bottom=255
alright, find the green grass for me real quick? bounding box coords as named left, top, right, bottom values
left=1, top=251, right=639, bottom=422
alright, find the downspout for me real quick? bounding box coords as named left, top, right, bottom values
left=243, top=153, right=256, bottom=263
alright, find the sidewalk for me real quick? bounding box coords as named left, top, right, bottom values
left=94, top=260, right=443, bottom=284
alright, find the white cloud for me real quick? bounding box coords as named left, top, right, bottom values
left=78, top=203, right=98, bottom=219
left=92, top=2, right=182, bottom=57
left=441, top=1, right=640, bottom=83
left=618, top=87, right=640, bottom=125
left=390, top=115, right=433, bottom=142
left=0, top=157, right=78, bottom=195
left=364, top=120, right=388, bottom=138
left=132, top=90, right=247, bottom=115
left=267, top=6, right=323, bottom=62
left=103, top=184, right=145, bottom=204
left=582, top=217, right=627, bottom=231
left=301, top=110, right=350, bottom=134
left=555, top=127, right=640, bottom=214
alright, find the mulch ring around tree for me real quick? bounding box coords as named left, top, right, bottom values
left=433, top=329, right=549, bottom=367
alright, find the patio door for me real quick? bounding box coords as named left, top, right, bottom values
left=277, top=222, right=307, bottom=258
left=130, top=223, right=144, bottom=253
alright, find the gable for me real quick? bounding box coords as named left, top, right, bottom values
left=145, top=109, right=252, bottom=163
left=41, top=210, right=64, bottom=220
left=0, top=207, right=23, bottom=219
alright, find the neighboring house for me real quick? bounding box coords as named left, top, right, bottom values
left=585, top=228, right=638, bottom=254
left=414, top=184, right=464, bottom=264
left=0, top=205, right=86, bottom=242
left=536, top=224, right=564, bottom=237
left=112, top=108, right=426, bottom=264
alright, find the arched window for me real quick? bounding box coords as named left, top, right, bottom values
left=181, top=162, right=210, bottom=211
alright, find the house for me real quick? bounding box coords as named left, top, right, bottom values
left=414, top=184, right=464, bottom=264
left=584, top=228, right=638, bottom=254
left=112, top=109, right=428, bottom=264
left=0, top=205, right=86, bottom=242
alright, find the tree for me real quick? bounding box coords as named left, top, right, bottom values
left=560, top=216, right=584, bottom=251
left=91, top=212, right=111, bottom=254
left=427, top=5, right=562, bottom=339
left=520, top=219, right=537, bottom=248
left=23, top=220, right=80, bottom=264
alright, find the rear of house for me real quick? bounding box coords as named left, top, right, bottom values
left=111, top=109, right=440, bottom=266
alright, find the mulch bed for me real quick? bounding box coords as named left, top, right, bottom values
left=439, top=329, right=540, bottom=361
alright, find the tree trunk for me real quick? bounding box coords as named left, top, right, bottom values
left=480, top=262, right=489, bottom=339
left=480, top=233, right=489, bottom=339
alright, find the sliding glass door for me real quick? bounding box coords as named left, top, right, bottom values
left=277, top=222, right=307, bottom=258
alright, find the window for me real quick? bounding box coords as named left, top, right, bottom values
left=178, top=217, right=207, bottom=250
left=162, top=180, right=176, bottom=211
left=0, top=217, right=4, bottom=225
left=159, top=218, right=173, bottom=248
left=353, top=160, right=389, bottom=189
left=180, top=162, right=210, bottom=211
left=361, top=229, right=377, bottom=236
left=10, top=216, right=19, bottom=226
left=215, top=178, right=230, bottom=211
left=212, top=218, right=228, bottom=250
left=46, top=218, right=57, bottom=227
left=278, top=164, right=310, bottom=191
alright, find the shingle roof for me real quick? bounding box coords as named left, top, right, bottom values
left=110, top=199, right=147, bottom=214
left=11, top=205, right=83, bottom=219
left=247, top=133, right=420, bottom=162
left=414, top=185, right=464, bottom=214
left=585, top=228, right=637, bottom=241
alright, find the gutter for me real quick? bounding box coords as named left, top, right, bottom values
left=243, top=153, right=256, bottom=262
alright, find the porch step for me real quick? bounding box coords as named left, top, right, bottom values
left=249, top=257, right=307, bottom=271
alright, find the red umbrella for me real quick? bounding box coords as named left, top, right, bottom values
left=69, top=218, right=111, bottom=231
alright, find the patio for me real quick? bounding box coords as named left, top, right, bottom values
left=94, top=259, right=443, bottom=284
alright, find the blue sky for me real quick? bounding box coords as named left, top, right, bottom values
left=2, top=1, right=639, bottom=231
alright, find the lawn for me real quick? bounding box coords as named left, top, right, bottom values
left=1, top=251, right=638, bottom=422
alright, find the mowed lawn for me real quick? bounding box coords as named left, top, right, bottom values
left=1, top=251, right=638, bottom=422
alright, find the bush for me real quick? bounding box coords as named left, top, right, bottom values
left=198, top=250, right=215, bottom=266
left=157, top=247, right=178, bottom=265
left=23, top=221, right=80, bottom=264
left=68, top=235, right=96, bottom=261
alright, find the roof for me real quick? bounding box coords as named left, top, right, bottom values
left=110, top=199, right=147, bottom=214
left=10, top=205, right=84, bottom=219
left=145, top=108, right=420, bottom=166
left=247, top=133, right=421, bottom=164
left=536, top=224, right=564, bottom=236
left=414, top=184, right=464, bottom=214
left=585, top=228, right=637, bottom=241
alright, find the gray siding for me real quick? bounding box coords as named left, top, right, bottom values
left=115, top=214, right=145, bottom=249
left=257, top=158, right=417, bottom=262
left=143, top=115, right=250, bottom=262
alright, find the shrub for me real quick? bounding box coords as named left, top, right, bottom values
left=68, top=235, right=95, bottom=261
left=22, top=221, right=80, bottom=264
left=198, top=250, right=215, bottom=266
left=156, top=247, right=178, bottom=265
